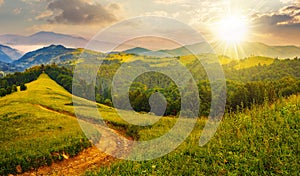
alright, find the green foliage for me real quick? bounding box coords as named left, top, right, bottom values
left=0, top=74, right=92, bottom=175
left=20, top=84, right=27, bottom=91
left=85, top=95, right=300, bottom=175
left=11, top=84, right=17, bottom=92
left=0, top=66, right=42, bottom=96
left=44, top=58, right=300, bottom=117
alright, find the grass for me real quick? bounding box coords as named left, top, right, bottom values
left=234, top=56, right=274, bottom=69
left=1, top=73, right=299, bottom=175
left=85, top=95, right=299, bottom=175
left=0, top=73, right=164, bottom=175
left=0, top=73, right=93, bottom=175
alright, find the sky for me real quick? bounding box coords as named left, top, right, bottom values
left=0, top=0, right=300, bottom=48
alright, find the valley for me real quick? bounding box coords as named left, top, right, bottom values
left=0, top=72, right=299, bottom=175
left=1, top=0, right=300, bottom=175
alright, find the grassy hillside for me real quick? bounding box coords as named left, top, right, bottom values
left=0, top=73, right=93, bottom=175
left=0, top=73, right=162, bottom=175
left=86, top=95, right=300, bottom=175
left=234, top=56, right=274, bottom=69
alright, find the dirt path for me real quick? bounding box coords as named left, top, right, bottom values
left=17, top=146, right=114, bottom=176
left=16, top=105, right=132, bottom=176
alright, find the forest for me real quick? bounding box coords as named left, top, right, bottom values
left=42, top=57, right=300, bottom=116
left=0, top=66, right=43, bottom=97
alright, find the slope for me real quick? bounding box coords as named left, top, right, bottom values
left=0, top=73, right=90, bottom=175
left=86, top=95, right=300, bottom=175
left=0, top=44, right=23, bottom=61
left=0, top=73, right=132, bottom=175
left=13, top=45, right=103, bottom=71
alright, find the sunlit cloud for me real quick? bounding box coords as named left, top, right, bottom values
left=154, top=0, right=185, bottom=4
left=46, top=0, right=120, bottom=25
left=13, top=8, right=22, bottom=15
left=35, top=10, right=53, bottom=20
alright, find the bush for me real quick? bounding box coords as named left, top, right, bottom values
left=0, top=88, right=6, bottom=97
left=20, top=84, right=27, bottom=91
left=104, top=99, right=113, bottom=106
left=12, top=84, right=17, bottom=92
left=6, top=86, right=12, bottom=94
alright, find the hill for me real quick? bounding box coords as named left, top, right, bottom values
left=0, top=73, right=143, bottom=175
left=0, top=68, right=299, bottom=175
left=12, top=45, right=103, bottom=70
left=0, top=49, right=12, bottom=63
left=0, top=31, right=88, bottom=49
left=0, top=73, right=93, bottom=175
left=0, top=44, right=22, bottom=63
left=124, top=42, right=300, bottom=59
left=124, top=47, right=152, bottom=55
left=232, top=56, right=275, bottom=69
left=86, top=94, right=300, bottom=175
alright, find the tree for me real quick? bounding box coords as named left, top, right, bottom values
left=5, top=86, right=12, bottom=94
left=20, top=84, right=27, bottom=91
left=12, top=84, right=17, bottom=92
left=0, top=88, right=6, bottom=97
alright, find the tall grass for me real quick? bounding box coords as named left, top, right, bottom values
left=85, top=95, right=299, bottom=175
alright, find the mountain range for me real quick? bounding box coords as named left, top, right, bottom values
left=0, top=31, right=133, bottom=53
left=12, top=45, right=103, bottom=70
left=0, top=44, right=23, bottom=63
left=1, top=31, right=300, bottom=72
left=124, top=42, right=300, bottom=59
left=0, top=31, right=88, bottom=49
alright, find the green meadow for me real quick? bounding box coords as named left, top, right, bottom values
left=86, top=95, right=299, bottom=175
left=0, top=70, right=299, bottom=175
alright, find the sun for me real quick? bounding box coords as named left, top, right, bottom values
left=215, top=15, right=249, bottom=44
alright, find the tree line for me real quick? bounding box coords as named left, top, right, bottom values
left=43, top=57, right=300, bottom=117
left=0, top=66, right=42, bottom=97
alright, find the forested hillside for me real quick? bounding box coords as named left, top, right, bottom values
left=43, top=57, right=300, bottom=116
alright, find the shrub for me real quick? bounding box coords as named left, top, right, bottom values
left=12, top=84, right=18, bottom=92
left=20, top=84, right=27, bottom=91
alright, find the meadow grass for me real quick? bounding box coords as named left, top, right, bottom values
left=0, top=73, right=167, bottom=175
left=1, top=73, right=299, bottom=175
left=234, top=56, right=274, bottom=69
left=0, top=74, right=93, bottom=175
left=85, top=95, right=299, bottom=175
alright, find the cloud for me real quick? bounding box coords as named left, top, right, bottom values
left=46, top=0, right=119, bottom=25
left=154, top=0, right=185, bottom=4
left=35, top=10, right=53, bottom=20
left=13, top=8, right=22, bottom=15
left=280, top=0, right=300, bottom=4
left=251, top=3, right=300, bottom=45
left=253, top=3, right=300, bottom=26
left=0, top=0, right=4, bottom=6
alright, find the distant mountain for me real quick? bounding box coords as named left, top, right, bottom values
left=12, top=44, right=103, bottom=70
left=213, top=42, right=300, bottom=59
left=0, top=44, right=23, bottom=63
left=121, top=43, right=213, bottom=58
left=124, top=47, right=152, bottom=55
left=0, top=61, right=20, bottom=72
left=0, top=50, right=12, bottom=63
left=0, top=31, right=136, bottom=53
left=159, top=42, right=213, bottom=57
left=0, top=31, right=88, bottom=49
left=123, top=42, right=300, bottom=59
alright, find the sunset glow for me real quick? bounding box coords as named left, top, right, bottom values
left=215, top=15, right=249, bottom=44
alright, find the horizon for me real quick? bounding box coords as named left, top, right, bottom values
left=2, top=31, right=300, bottom=54
left=0, top=0, right=300, bottom=51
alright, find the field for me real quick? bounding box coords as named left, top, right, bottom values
left=0, top=74, right=95, bottom=174
left=85, top=95, right=300, bottom=175
left=0, top=73, right=173, bottom=175
left=234, top=56, right=274, bottom=69
left=0, top=73, right=299, bottom=175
